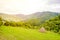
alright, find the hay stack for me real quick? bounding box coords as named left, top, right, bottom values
left=39, top=27, right=46, bottom=33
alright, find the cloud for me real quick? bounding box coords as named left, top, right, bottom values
left=0, top=0, right=49, bottom=15
left=47, top=0, right=60, bottom=13
left=49, top=0, right=60, bottom=4
left=0, top=0, right=60, bottom=15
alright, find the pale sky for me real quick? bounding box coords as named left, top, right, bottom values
left=0, top=0, right=60, bottom=15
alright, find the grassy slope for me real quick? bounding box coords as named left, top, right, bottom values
left=0, top=26, right=60, bottom=40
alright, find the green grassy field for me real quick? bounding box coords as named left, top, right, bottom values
left=0, top=26, right=60, bottom=40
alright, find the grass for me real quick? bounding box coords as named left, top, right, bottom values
left=0, top=26, right=60, bottom=40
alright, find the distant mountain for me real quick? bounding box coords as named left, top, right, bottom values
left=0, top=13, right=21, bottom=22
left=28, top=11, right=59, bottom=18
left=16, top=11, right=60, bottom=21
left=24, top=11, right=60, bottom=24
left=0, top=11, right=60, bottom=22
left=16, top=14, right=27, bottom=20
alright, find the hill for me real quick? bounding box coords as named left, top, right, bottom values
left=24, top=11, right=59, bottom=24
left=0, top=13, right=21, bottom=22
left=16, top=11, right=59, bottom=21
left=27, top=11, right=59, bottom=19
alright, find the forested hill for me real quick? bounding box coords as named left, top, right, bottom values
left=16, top=11, right=59, bottom=21
left=26, top=11, right=59, bottom=20
left=23, top=12, right=60, bottom=25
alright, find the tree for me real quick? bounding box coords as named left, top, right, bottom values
left=4, top=21, right=10, bottom=26
left=41, top=15, right=60, bottom=34
left=0, top=17, right=3, bottom=26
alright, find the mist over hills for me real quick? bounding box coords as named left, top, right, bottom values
left=27, top=11, right=59, bottom=19
left=16, top=11, right=59, bottom=21
left=27, top=12, right=59, bottom=24
left=0, top=11, right=60, bottom=22
left=16, top=14, right=27, bottom=20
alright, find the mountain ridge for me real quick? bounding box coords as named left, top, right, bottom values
left=0, top=11, right=60, bottom=22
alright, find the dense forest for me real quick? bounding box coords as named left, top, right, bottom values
left=41, top=15, right=60, bottom=33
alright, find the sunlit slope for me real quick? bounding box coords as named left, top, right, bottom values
left=0, top=26, right=60, bottom=40
left=0, top=13, right=21, bottom=22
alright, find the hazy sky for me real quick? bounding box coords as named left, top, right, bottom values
left=0, top=0, right=60, bottom=15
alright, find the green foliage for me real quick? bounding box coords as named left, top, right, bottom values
left=10, top=21, right=17, bottom=26
left=4, top=21, right=10, bottom=26
left=41, top=15, right=60, bottom=33
left=16, top=22, right=24, bottom=26
left=24, top=18, right=41, bottom=29
left=0, top=17, right=3, bottom=26
left=0, top=21, right=3, bottom=26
